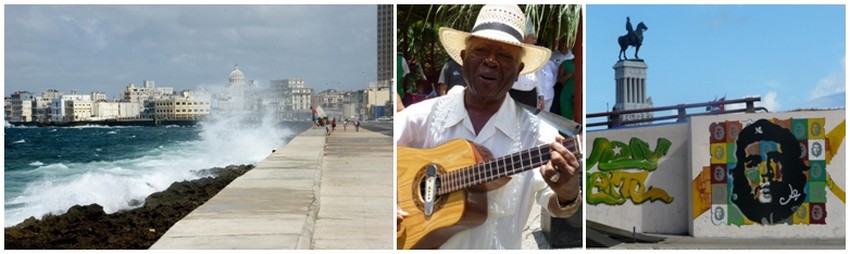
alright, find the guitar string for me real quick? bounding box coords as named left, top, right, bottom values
left=445, top=140, right=577, bottom=193
left=439, top=138, right=578, bottom=194
left=437, top=139, right=577, bottom=195
left=476, top=140, right=577, bottom=187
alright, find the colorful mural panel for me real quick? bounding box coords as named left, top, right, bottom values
left=695, top=117, right=845, bottom=226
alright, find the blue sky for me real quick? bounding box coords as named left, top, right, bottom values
left=586, top=5, right=845, bottom=119
left=4, top=5, right=377, bottom=98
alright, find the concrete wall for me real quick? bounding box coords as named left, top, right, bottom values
left=689, top=110, right=845, bottom=238
left=586, top=123, right=691, bottom=234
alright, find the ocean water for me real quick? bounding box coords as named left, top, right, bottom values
left=3, top=115, right=309, bottom=227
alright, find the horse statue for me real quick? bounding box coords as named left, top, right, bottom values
left=618, top=21, right=648, bottom=61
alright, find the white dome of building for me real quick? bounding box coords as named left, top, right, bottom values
left=229, top=65, right=245, bottom=82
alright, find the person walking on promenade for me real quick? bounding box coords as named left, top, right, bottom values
left=324, top=117, right=331, bottom=135
left=310, top=106, right=318, bottom=128
left=354, top=117, right=360, bottom=132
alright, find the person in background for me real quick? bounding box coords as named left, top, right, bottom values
left=556, top=48, right=576, bottom=120
left=310, top=106, right=318, bottom=128
left=397, top=53, right=411, bottom=112
left=437, top=59, right=467, bottom=95
left=538, top=46, right=558, bottom=112
left=508, top=20, right=543, bottom=109
left=354, top=116, right=360, bottom=132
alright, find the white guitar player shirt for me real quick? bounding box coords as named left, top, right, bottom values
left=395, top=90, right=577, bottom=249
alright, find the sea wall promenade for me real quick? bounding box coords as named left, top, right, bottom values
left=150, top=125, right=393, bottom=249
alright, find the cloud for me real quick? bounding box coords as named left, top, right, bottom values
left=759, top=91, right=781, bottom=112
left=710, top=9, right=747, bottom=29
left=725, top=92, right=780, bottom=112
left=808, top=58, right=846, bottom=100
left=5, top=5, right=378, bottom=97
left=806, top=92, right=845, bottom=109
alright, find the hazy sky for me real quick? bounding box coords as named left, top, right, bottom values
left=586, top=5, right=845, bottom=124
left=4, top=5, right=378, bottom=98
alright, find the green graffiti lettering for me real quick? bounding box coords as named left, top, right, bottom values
left=587, top=170, right=674, bottom=205
left=587, top=137, right=672, bottom=171
left=586, top=137, right=675, bottom=205
left=588, top=171, right=625, bottom=205
left=586, top=138, right=614, bottom=170
left=630, top=137, right=672, bottom=169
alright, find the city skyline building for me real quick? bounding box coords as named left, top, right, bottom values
left=8, top=91, right=34, bottom=122
left=4, top=65, right=385, bottom=125
left=269, top=78, right=313, bottom=120
left=51, top=91, right=91, bottom=122
left=154, top=90, right=211, bottom=121
left=377, top=5, right=393, bottom=85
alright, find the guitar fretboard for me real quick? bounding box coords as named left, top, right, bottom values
left=437, top=137, right=578, bottom=195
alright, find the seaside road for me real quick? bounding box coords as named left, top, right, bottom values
left=311, top=127, right=393, bottom=249
left=150, top=126, right=393, bottom=249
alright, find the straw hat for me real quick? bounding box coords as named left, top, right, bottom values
left=439, top=5, right=552, bottom=75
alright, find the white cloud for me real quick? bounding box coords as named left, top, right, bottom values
left=5, top=5, right=377, bottom=96
left=727, top=93, right=780, bottom=112
left=759, top=91, right=781, bottom=112
left=721, top=95, right=759, bottom=111
left=808, top=58, right=846, bottom=100
left=710, top=9, right=747, bottom=29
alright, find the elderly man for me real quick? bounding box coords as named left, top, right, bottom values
left=395, top=4, right=581, bottom=249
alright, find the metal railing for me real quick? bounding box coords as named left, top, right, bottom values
left=587, top=97, right=769, bottom=129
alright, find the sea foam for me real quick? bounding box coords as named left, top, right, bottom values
left=4, top=112, right=295, bottom=226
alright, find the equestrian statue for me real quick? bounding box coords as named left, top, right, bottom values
left=619, top=17, right=648, bottom=61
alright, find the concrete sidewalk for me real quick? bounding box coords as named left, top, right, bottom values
left=150, top=126, right=393, bottom=249
left=311, top=127, right=393, bottom=249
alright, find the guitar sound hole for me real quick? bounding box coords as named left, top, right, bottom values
left=413, top=163, right=449, bottom=217
left=419, top=177, right=441, bottom=201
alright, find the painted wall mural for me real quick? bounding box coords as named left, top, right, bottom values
left=692, top=117, right=846, bottom=226
left=586, top=137, right=674, bottom=205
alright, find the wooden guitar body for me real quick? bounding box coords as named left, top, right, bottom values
left=396, top=136, right=577, bottom=249
left=396, top=139, right=491, bottom=249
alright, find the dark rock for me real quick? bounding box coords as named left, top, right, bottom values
left=127, top=199, right=142, bottom=207
left=4, top=164, right=254, bottom=249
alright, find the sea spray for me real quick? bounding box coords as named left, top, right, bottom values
left=4, top=112, right=304, bottom=227
left=195, top=111, right=295, bottom=164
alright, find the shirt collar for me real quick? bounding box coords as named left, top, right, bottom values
left=489, top=95, right=519, bottom=140
left=444, top=89, right=519, bottom=141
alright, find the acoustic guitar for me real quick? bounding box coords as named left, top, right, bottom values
left=396, top=137, right=580, bottom=249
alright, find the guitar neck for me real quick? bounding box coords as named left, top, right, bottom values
left=437, top=137, right=579, bottom=195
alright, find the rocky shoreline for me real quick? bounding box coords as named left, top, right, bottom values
left=4, top=164, right=254, bottom=249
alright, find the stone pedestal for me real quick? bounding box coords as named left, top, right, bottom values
left=613, top=60, right=653, bottom=125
